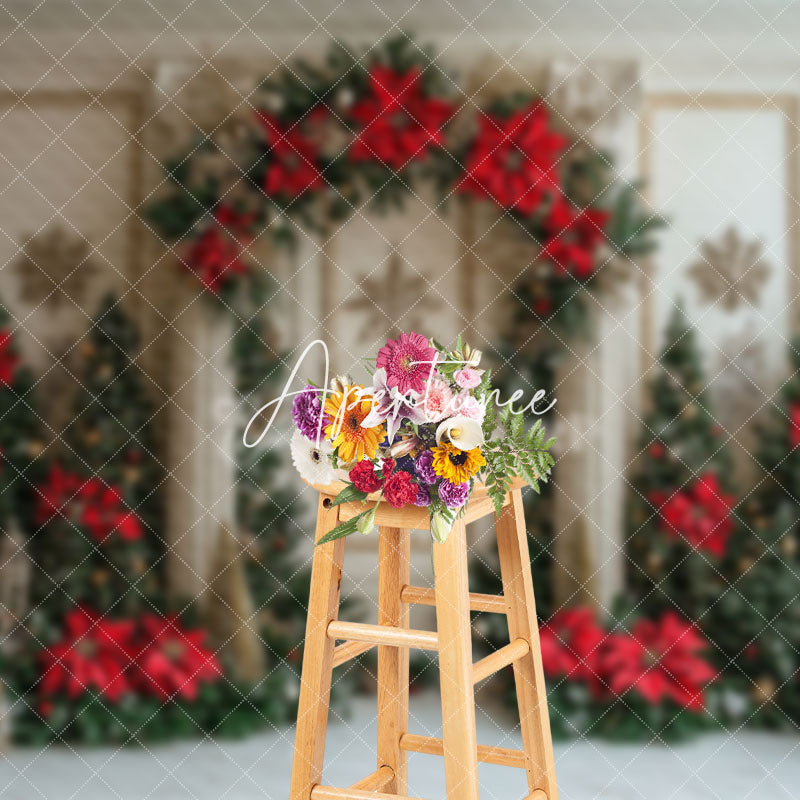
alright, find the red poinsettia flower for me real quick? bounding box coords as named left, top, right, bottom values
left=39, top=607, right=135, bottom=702
left=539, top=606, right=606, bottom=685
left=79, top=479, right=143, bottom=542
left=349, top=66, right=454, bottom=170
left=651, top=473, right=734, bottom=557
left=183, top=227, right=249, bottom=293
left=595, top=612, right=715, bottom=711
left=35, top=463, right=83, bottom=527
left=132, top=614, right=222, bottom=701
left=256, top=112, right=324, bottom=202
left=458, top=101, right=567, bottom=217
left=541, top=200, right=609, bottom=278
left=213, top=204, right=257, bottom=238
left=0, top=330, right=19, bottom=386
left=36, top=467, right=143, bottom=542
left=790, top=403, right=800, bottom=447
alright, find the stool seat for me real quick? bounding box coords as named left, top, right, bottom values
left=307, top=476, right=527, bottom=528
left=288, top=481, right=558, bottom=800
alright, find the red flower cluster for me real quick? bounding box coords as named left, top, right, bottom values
left=39, top=607, right=134, bottom=702
left=80, top=480, right=144, bottom=542
left=596, top=613, right=715, bottom=711
left=0, top=329, right=19, bottom=386
left=649, top=473, right=735, bottom=557
left=349, top=459, right=383, bottom=493
left=257, top=113, right=324, bottom=202
left=540, top=607, right=605, bottom=682
left=132, top=614, right=223, bottom=701
left=790, top=403, right=800, bottom=447
left=348, top=458, right=417, bottom=508
left=36, top=465, right=143, bottom=542
left=541, top=200, right=609, bottom=278
left=540, top=607, right=715, bottom=711
left=349, top=67, right=454, bottom=170
left=459, top=101, right=567, bottom=218
left=39, top=608, right=222, bottom=706
left=184, top=227, right=249, bottom=293
left=383, top=470, right=417, bottom=508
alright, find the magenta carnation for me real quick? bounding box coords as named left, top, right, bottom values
left=438, top=479, right=470, bottom=508
left=376, top=332, right=436, bottom=395
left=292, top=385, right=329, bottom=440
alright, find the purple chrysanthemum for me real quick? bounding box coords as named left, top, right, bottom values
left=414, top=450, right=437, bottom=485
left=292, top=385, right=329, bottom=441
left=414, top=485, right=432, bottom=507
left=438, top=479, right=470, bottom=509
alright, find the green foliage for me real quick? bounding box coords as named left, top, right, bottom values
left=0, top=304, right=42, bottom=531
left=605, top=181, right=667, bottom=257
left=482, top=408, right=555, bottom=515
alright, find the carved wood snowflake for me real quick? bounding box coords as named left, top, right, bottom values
left=688, top=226, right=771, bottom=311
left=15, top=226, right=97, bottom=307
left=345, top=250, right=439, bottom=339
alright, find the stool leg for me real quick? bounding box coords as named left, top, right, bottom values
left=377, top=526, right=411, bottom=794
left=495, top=489, right=558, bottom=800
left=289, top=496, right=346, bottom=800
left=433, top=518, right=480, bottom=800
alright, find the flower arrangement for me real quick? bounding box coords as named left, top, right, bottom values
left=289, top=332, right=556, bottom=544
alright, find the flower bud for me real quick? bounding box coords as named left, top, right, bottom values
left=430, top=512, right=453, bottom=544
left=390, top=435, right=420, bottom=458
left=329, top=374, right=352, bottom=395
left=356, top=507, right=376, bottom=536
left=467, top=349, right=482, bottom=368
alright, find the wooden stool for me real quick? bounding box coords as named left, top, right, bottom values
left=289, top=477, right=558, bottom=800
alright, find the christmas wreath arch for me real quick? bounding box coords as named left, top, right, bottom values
left=147, top=36, right=660, bottom=330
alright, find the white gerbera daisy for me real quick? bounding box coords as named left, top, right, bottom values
left=290, top=428, right=336, bottom=485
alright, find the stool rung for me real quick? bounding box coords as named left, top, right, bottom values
left=400, top=585, right=507, bottom=614
left=399, top=733, right=527, bottom=769
left=327, top=620, right=438, bottom=651
left=472, top=638, right=530, bottom=684
left=526, top=792, right=547, bottom=800
left=332, top=640, right=375, bottom=668
left=350, top=765, right=393, bottom=791
left=311, top=787, right=430, bottom=800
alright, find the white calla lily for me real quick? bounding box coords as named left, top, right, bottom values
left=435, top=415, right=484, bottom=450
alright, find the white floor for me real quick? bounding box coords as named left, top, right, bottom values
left=1, top=691, right=798, bottom=800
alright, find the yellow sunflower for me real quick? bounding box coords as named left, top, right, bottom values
left=431, top=442, right=486, bottom=484
left=324, top=385, right=384, bottom=463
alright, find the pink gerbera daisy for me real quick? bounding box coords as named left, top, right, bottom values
left=376, top=332, right=437, bottom=395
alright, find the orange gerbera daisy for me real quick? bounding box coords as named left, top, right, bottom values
left=324, top=385, right=384, bottom=463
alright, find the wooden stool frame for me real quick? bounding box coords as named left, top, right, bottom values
left=288, top=479, right=558, bottom=800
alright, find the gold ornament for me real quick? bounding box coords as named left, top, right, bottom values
left=779, top=535, right=798, bottom=559
left=751, top=675, right=777, bottom=704
left=91, top=568, right=110, bottom=587
left=646, top=551, right=664, bottom=574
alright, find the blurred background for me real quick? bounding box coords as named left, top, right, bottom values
left=0, top=1, right=798, bottom=798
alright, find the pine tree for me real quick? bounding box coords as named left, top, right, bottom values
left=30, top=296, right=165, bottom=619
left=706, top=339, right=800, bottom=730
left=624, top=306, right=735, bottom=624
